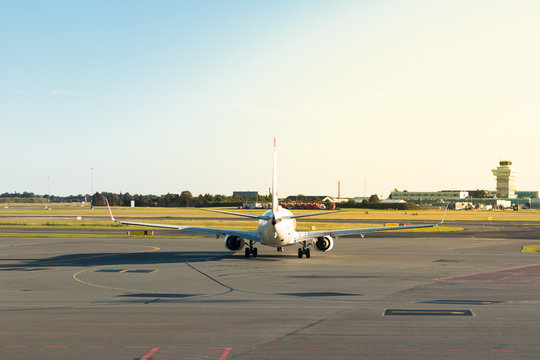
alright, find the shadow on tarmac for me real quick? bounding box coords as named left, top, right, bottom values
left=0, top=251, right=239, bottom=269
left=0, top=250, right=310, bottom=271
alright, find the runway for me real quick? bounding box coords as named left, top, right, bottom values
left=1, top=226, right=540, bottom=359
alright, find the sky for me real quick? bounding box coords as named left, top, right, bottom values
left=1, top=0, right=539, bottom=198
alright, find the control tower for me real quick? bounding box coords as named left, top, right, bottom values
left=491, top=161, right=517, bottom=198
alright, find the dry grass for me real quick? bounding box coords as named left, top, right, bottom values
left=1, top=203, right=537, bottom=230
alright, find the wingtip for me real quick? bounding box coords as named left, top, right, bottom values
left=105, top=198, right=115, bottom=221
left=440, top=204, right=449, bottom=224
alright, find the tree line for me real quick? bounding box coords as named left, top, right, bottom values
left=92, top=191, right=271, bottom=207
left=0, top=191, right=271, bottom=207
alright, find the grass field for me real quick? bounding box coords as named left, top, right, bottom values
left=1, top=203, right=537, bottom=233
left=2, top=203, right=539, bottom=220
left=0, top=217, right=462, bottom=233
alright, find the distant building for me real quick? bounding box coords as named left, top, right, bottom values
left=491, top=161, right=517, bottom=198
left=516, top=191, right=539, bottom=199
left=233, top=191, right=259, bottom=199
left=380, top=199, right=407, bottom=204
left=388, top=160, right=537, bottom=207
left=389, top=190, right=469, bottom=202
left=284, top=195, right=347, bottom=203
left=242, top=202, right=268, bottom=209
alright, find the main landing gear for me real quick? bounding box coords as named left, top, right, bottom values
left=245, top=240, right=258, bottom=258
left=298, top=241, right=310, bottom=259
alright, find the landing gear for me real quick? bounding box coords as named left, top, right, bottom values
left=277, top=247, right=284, bottom=252
left=244, top=241, right=258, bottom=258
left=297, top=242, right=311, bottom=259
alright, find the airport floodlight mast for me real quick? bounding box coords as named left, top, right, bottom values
left=364, top=178, right=367, bottom=197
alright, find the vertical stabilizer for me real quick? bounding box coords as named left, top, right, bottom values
left=272, top=138, right=278, bottom=215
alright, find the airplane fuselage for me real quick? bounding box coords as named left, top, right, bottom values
left=258, top=207, right=297, bottom=247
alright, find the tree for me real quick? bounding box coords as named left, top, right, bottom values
left=178, top=191, right=193, bottom=207
left=121, top=193, right=132, bottom=206
left=470, top=189, right=489, bottom=198
left=134, top=194, right=152, bottom=207
left=368, top=194, right=380, bottom=204
left=91, top=192, right=106, bottom=206
left=106, top=193, right=121, bottom=206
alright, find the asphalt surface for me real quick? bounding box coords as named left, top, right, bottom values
left=1, top=224, right=540, bottom=359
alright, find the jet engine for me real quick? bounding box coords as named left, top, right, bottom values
left=314, top=235, right=334, bottom=252
left=224, top=235, right=244, bottom=251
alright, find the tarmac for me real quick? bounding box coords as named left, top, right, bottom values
left=1, top=222, right=540, bottom=359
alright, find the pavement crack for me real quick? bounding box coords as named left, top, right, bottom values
left=185, top=262, right=235, bottom=294
left=284, top=319, right=325, bottom=337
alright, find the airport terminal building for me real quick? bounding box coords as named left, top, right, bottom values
left=390, top=190, right=469, bottom=202
left=389, top=161, right=539, bottom=208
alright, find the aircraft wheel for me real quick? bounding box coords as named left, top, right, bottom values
left=305, top=248, right=310, bottom=258
left=298, top=248, right=303, bottom=258
left=252, top=248, right=258, bottom=257
left=245, top=248, right=250, bottom=258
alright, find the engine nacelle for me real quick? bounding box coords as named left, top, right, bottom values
left=314, top=236, right=334, bottom=252
left=224, top=235, right=245, bottom=251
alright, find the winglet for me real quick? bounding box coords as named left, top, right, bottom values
left=105, top=198, right=116, bottom=222
left=439, top=204, right=449, bottom=225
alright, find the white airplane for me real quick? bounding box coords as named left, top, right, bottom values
left=106, top=139, right=446, bottom=259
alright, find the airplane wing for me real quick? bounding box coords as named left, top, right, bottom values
left=295, top=222, right=440, bottom=241
left=294, top=206, right=448, bottom=242
left=106, top=201, right=262, bottom=242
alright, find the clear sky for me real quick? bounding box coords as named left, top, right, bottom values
left=1, top=0, right=539, bottom=198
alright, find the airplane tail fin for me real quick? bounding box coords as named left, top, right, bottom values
left=272, top=137, right=278, bottom=215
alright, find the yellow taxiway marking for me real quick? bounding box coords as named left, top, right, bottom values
left=72, top=244, right=160, bottom=292
left=73, top=268, right=154, bottom=292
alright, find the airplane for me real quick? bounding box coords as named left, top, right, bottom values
left=106, top=138, right=447, bottom=259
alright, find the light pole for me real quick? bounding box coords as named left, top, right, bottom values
left=90, top=167, right=94, bottom=194
left=47, top=176, right=50, bottom=203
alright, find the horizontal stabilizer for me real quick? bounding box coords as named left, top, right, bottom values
left=201, top=208, right=272, bottom=220
left=279, top=210, right=342, bottom=220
